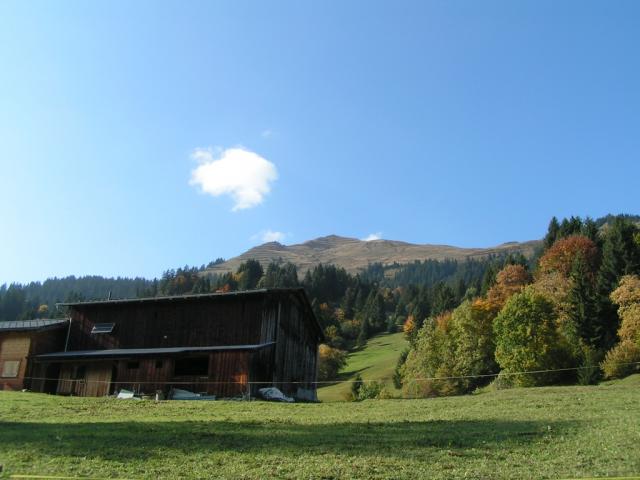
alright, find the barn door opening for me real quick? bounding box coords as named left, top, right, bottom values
left=110, top=362, right=118, bottom=395
left=43, top=363, right=60, bottom=394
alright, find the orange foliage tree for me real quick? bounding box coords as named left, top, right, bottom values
left=538, top=235, right=599, bottom=279
left=486, top=264, right=531, bottom=310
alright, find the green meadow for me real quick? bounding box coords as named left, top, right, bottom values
left=318, top=332, right=407, bottom=402
left=1, top=375, right=639, bottom=479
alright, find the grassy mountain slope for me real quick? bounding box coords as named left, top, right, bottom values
left=204, top=235, right=541, bottom=276
left=318, top=332, right=407, bottom=402
left=2, top=376, right=639, bottom=478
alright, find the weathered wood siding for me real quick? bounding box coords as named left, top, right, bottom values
left=272, top=293, right=320, bottom=399
left=57, top=364, right=84, bottom=396
left=53, top=351, right=253, bottom=398
left=67, top=296, right=274, bottom=351
left=50, top=289, right=321, bottom=400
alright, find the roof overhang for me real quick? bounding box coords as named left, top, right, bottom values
left=0, top=319, right=68, bottom=333
left=34, top=342, right=276, bottom=362
left=56, top=288, right=298, bottom=307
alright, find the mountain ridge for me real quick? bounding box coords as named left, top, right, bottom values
left=203, top=235, right=542, bottom=276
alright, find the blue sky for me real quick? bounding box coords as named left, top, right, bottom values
left=1, top=1, right=638, bottom=284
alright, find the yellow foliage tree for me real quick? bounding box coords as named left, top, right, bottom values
left=602, top=275, right=640, bottom=378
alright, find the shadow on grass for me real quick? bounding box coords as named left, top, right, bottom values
left=1, top=418, right=578, bottom=462
left=317, top=367, right=369, bottom=388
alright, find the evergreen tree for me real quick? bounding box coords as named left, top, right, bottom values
left=351, top=374, right=363, bottom=399
left=544, top=216, right=561, bottom=249
left=409, top=288, right=431, bottom=331
left=258, top=262, right=299, bottom=288
left=431, top=282, right=456, bottom=316
left=236, top=260, right=264, bottom=290
left=357, top=317, right=370, bottom=347
left=567, top=253, right=600, bottom=349
left=581, top=217, right=600, bottom=245
left=596, top=217, right=640, bottom=348
left=454, top=277, right=467, bottom=302
left=559, top=216, right=584, bottom=239
left=354, top=288, right=366, bottom=313
left=341, top=287, right=356, bottom=318
left=0, top=285, right=26, bottom=321
left=362, top=291, right=386, bottom=332
left=480, top=264, right=497, bottom=296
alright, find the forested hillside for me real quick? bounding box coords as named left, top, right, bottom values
left=397, top=214, right=640, bottom=399
left=2, top=213, right=639, bottom=399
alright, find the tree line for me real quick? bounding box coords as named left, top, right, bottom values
left=397, top=214, right=640, bottom=398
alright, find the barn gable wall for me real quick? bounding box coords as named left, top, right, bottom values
left=67, top=295, right=277, bottom=351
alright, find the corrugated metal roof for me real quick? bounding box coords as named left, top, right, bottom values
left=0, top=318, right=68, bottom=332
left=34, top=342, right=276, bottom=361
left=56, top=287, right=305, bottom=307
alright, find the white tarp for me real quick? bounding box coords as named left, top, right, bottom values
left=169, top=388, right=216, bottom=401
left=258, top=387, right=294, bottom=403
left=116, top=389, right=139, bottom=400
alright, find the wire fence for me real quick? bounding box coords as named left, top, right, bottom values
left=19, top=360, right=640, bottom=386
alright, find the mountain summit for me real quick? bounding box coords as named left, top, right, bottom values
left=203, top=235, right=541, bottom=276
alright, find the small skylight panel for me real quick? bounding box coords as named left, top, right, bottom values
left=91, top=323, right=115, bottom=334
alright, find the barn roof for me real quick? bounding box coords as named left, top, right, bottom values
left=57, top=287, right=308, bottom=307
left=35, top=341, right=276, bottom=361
left=0, top=318, right=68, bottom=332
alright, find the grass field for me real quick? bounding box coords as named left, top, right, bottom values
left=1, top=375, right=639, bottom=479
left=318, top=331, right=407, bottom=402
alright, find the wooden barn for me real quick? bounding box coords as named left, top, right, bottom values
left=30, top=288, right=323, bottom=400
left=0, top=319, right=68, bottom=392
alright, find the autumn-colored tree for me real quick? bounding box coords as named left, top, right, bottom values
left=403, top=315, right=417, bottom=341
left=339, top=319, right=361, bottom=340
left=538, top=235, right=599, bottom=279
left=317, top=344, right=347, bottom=381
left=611, top=275, right=640, bottom=347
left=401, top=312, right=457, bottom=398
left=323, top=325, right=345, bottom=349
left=401, top=301, right=497, bottom=398
left=603, top=275, right=640, bottom=378
left=485, top=264, right=531, bottom=310
left=610, top=274, right=640, bottom=326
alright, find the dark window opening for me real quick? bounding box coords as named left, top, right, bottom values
left=127, top=361, right=140, bottom=369
left=72, top=365, right=86, bottom=380
left=174, top=357, right=209, bottom=376
left=155, top=360, right=164, bottom=369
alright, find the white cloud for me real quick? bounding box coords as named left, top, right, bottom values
left=362, top=232, right=382, bottom=241
left=261, top=129, right=273, bottom=139
left=253, top=229, right=287, bottom=243
left=189, top=147, right=277, bottom=211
